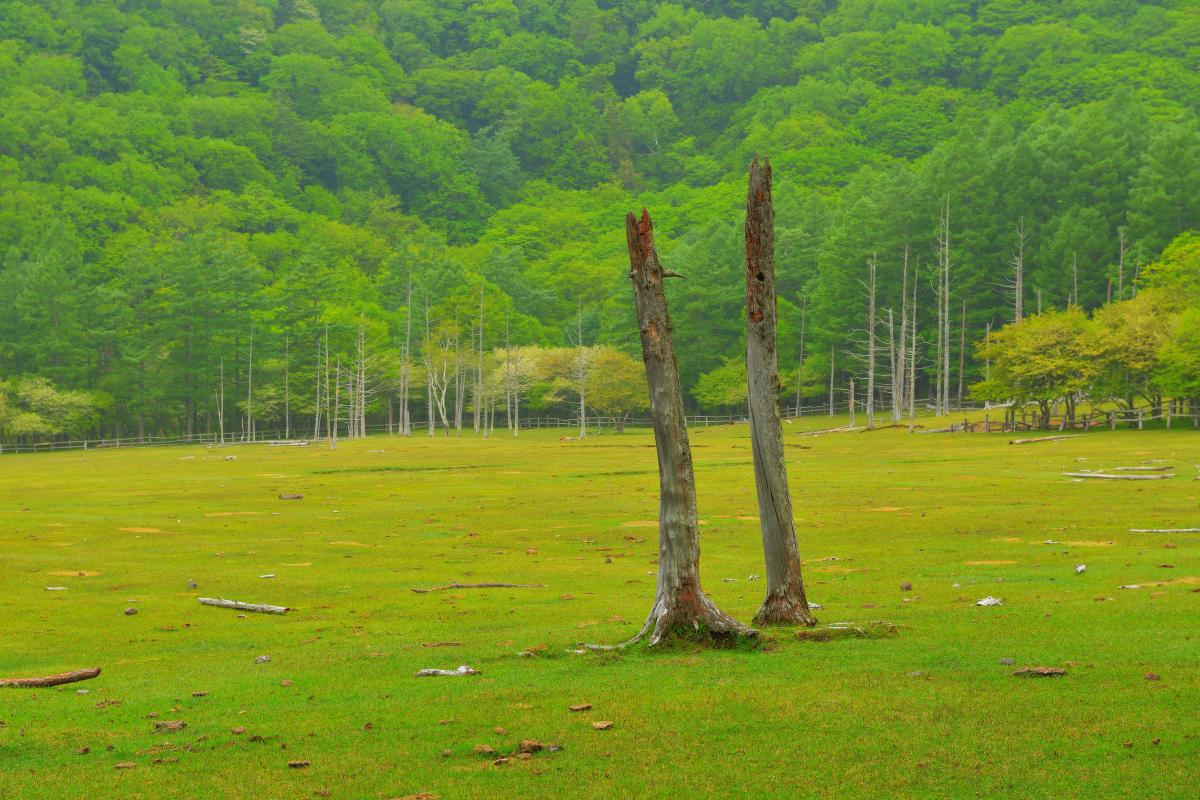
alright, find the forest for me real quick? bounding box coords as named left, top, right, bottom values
left=2, top=0, right=1199, bottom=441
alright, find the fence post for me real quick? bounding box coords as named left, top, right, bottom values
left=1137, top=409, right=1144, bottom=430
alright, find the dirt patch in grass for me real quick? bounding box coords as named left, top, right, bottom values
left=1064, top=541, right=1115, bottom=547
left=868, top=506, right=905, bottom=512
left=991, top=537, right=1023, bottom=543
left=204, top=512, right=262, bottom=518
left=120, top=527, right=161, bottom=533
left=965, top=560, right=1017, bottom=566
left=620, top=520, right=657, bottom=528
left=47, top=570, right=101, bottom=577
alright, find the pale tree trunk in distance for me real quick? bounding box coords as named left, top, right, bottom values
left=943, top=195, right=951, bottom=413
left=574, top=302, right=587, bottom=439
left=794, top=297, right=806, bottom=417
left=331, top=357, right=340, bottom=450
left=908, top=274, right=918, bottom=432
left=245, top=323, right=254, bottom=442
left=218, top=357, right=225, bottom=444
left=865, top=254, right=876, bottom=429
left=743, top=158, right=815, bottom=626
left=894, top=245, right=909, bottom=422
left=1117, top=228, right=1126, bottom=299
left=1071, top=252, right=1079, bottom=307
left=453, top=316, right=463, bottom=436
left=424, top=297, right=434, bottom=437
left=849, top=377, right=856, bottom=427
left=401, top=273, right=413, bottom=436
left=474, top=290, right=484, bottom=434
left=1011, top=218, right=1025, bottom=322
left=828, top=346, right=835, bottom=416
left=283, top=334, right=290, bottom=440
left=934, top=266, right=943, bottom=415
left=620, top=208, right=755, bottom=646
left=312, top=338, right=322, bottom=440
left=887, top=308, right=898, bottom=422
left=957, top=298, right=966, bottom=407
left=323, top=325, right=331, bottom=440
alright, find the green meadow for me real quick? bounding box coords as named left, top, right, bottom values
left=1, top=420, right=1198, bottom=799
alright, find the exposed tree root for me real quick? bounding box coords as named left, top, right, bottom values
left=754, top=590, right=817, bottom=627
left=583, top=590, right=758, bottom=650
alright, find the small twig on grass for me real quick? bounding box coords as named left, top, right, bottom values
left=1, top=667, right=101, bottom=688
left=198, top=597, right=289, bottom=614
left=410, top=582, right=543, bottom=594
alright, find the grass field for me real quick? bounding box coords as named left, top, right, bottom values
left=1, top=419, right=1198, bottom=799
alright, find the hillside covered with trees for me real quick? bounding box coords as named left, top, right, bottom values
left=2, top=0, right=1199, bottom=441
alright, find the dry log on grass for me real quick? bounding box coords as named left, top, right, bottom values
left=410, top=582, right=543, bottom=594
left=1109, top=466, right=1174, bottom=472
left=198, top=597, right=289, bottom=614
left=1062, top=472, right=1174, bottom=481
left=0, top=667, right=101, bottom=688
left=1129, top=528, right=1200, bottom=533
left=1010, top=435, right=1082, bottom=445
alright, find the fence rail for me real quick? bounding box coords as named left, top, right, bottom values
left=3, top=401, right=1194, bottom=454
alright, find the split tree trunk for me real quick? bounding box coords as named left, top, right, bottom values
left=743, top=158, right=816, bottom=626
left=624, top=208, right=754, bottom=646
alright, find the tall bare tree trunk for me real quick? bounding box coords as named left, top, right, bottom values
left=908, top=274, right=918, bottom=432
left=474, top=290, right=484, bottom=434
left=1011, top=218, right=1025, bottom=322
left=401, top=273, right=413, bottom=436
left=575, top=302, right=587, bottom=439
left=283, top=334, right=290, bottom=440
left=866, top=254, right=877, bottom=429
left=887, top=308, right=898, bottom=422
left=794, top=296, right=806, bottom=418
left=331, top=357, right=340, bottom=450
left=743, top=159, right=815, bottom=626
left=245, top=323, right=254, bottom=442
left=1071, top=252, right=1079, bottom=307
left=957, top=298, right=966, bottom=407
left=621, top=208, right=754, bottom=646
left=218, top=357, right=225, bottom=444
left=323, top=325, right=331, bottom=441
left=848, top=377, right=856, bottom=427
left=828, top=346, right=835, bottom=416
left=424, top=297, right=434, bottom=437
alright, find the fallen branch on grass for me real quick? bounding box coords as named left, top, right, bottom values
left=410, top=582, right=543, bottom=594
left=198, top=597, right=289, bottom=614
left=1129, top=528, right=1200, bottom=533
left=1109, top=466, right=1174, bottom=471
left=0, top=667, right=101, bottom=688
left=1010, top=435, right=1081, bottom=445
left=1062, top=472, right=1174, bottom=481
left=415, top=665, right=478, bottom=677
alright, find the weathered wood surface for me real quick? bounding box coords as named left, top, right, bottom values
left=1, top=667, right=101, bottom=688
left=616, top=208, right=753, bottom=647
left=743, top=157, right=814, bottom=627
left=198, top=597, right=289, bottom=614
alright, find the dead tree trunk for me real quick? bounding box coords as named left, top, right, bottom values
left=865, top=253, right=877, bottom=429
left=743, top=158, right=816, bottom=627
left=621, top=208, right=754, bottom=646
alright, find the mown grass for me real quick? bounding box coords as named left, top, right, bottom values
left=1, top=418, right=1198, bottom=798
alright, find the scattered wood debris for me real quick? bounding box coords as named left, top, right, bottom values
left=278, top=494, right=303, bottom=500
left=795, top=622, right=897, bottom=641
left=569, top=703, right=592, bottom=712
left=1012, top=666, right=1066, bottom=677
left=975, top=596, right=1003, bottom=607
left=0, top=667, right=101, bottom=688
left=415, top=665, right=478, bottom=677
left=592, top=721, right=614, bottom=730
left=198, top=597, right=289, bottom=614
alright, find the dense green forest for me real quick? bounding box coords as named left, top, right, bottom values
left=1, top=0, right=1199, bottom=441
